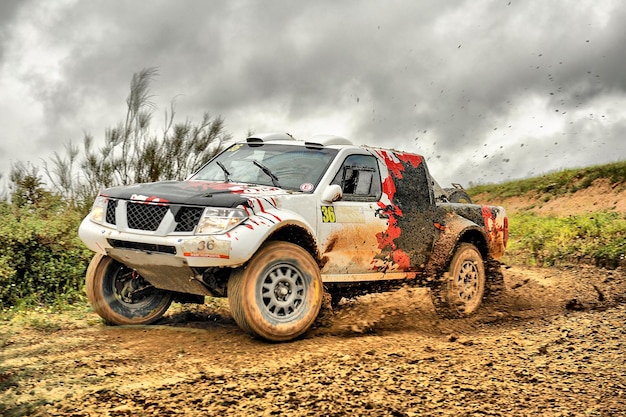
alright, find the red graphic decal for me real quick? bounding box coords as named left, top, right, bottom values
left=481, top=205, right=507, bottom=248
left=146, top=196, right=169, bottom=205
left=392, top=249, right=411, bottom=270
left=248, top=197, right=282, bottom=222
left=373, top=149, right=422, bottom=179
left=183, top=252, right=229, bottom=259
left=130, top=194, right=170, bottom=206
left=370, top=148, right=421, bottom=271
left=481, top=205, right=496, bottom=237
left=397, top=152, right=423, bottom=169
left=183, top=181, right=233, bottom=191
left=376, top=150, right=405, bottom=178
left=381, top=175, right=397, bottom=201
left=230, top=186, right=281, bottom=194
left=184, top=181, right=282, bottom=195
left=376, top=212, right=400, bottom=249
left=503, top=217, right=509, bottom=248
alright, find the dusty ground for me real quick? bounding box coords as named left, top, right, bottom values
left=1, top=263, right=625, bottom=416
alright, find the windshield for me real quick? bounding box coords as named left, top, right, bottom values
left=191, top=143, right=339, bottom=191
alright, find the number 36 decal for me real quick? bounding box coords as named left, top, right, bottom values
left=320, top=206, right=336, bottom=223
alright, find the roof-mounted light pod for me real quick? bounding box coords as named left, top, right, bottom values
left=246, top=132, right=295, bottom=143
left=305, top=135, right=353, bottom=147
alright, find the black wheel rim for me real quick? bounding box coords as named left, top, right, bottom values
left=110, top=264, right=161, bottom=309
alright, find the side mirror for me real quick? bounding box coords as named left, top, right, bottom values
left=321, top=184, right=343, bottom=203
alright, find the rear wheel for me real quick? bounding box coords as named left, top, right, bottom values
left=228, top=241, right=323, bottom=342
left=86, top=254, right=172, bottom=325
left=431, top=243, right=485, bottom=318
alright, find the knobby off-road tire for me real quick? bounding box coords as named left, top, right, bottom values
left=484, top=258, right=506, bottom=304
left=431, top=243, right=486, bottom=318
left=228, top=241, right=323, bottom=342
left=86, top=254, right=173, bottom=325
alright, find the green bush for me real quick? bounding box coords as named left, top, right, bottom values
left=0, top=199, right=92, bottom=308
left=506, top=211, right=626, bottom=268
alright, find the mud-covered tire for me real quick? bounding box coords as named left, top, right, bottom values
left=228, top=241, right=323, bottom=342
left=86, top=254, right=172, bottom=325
left=444, top=187, right=472, bottom=204
left=484, top=258, right=506, bottom=303
left=431, top=243, right=486, bottom=318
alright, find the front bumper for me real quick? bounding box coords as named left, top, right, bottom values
left=79, top=217, right=249, bottom=267
left=78, top=217, right=266, bottom=295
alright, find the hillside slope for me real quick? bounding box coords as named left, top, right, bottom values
left=468, top=161, right=626, bottom=269
left=468, top=159, right=626, bottom=214
left=473, top=177, right=626, bottom=216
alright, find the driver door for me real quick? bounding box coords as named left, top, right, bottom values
left=317, top=154, right=389, bottom=275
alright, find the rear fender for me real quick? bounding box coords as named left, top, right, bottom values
left=480, top=206, right=508, bottom=259
left=425, top=213, right=488, bottom=277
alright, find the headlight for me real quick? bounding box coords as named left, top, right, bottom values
left=196, top=208, right=248, bottom=234
left=89, top=195, right=107, bottom=225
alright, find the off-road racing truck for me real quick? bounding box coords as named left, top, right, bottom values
left=79, top=133, right=508, bottom=341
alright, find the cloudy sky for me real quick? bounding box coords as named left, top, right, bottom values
left=1, top=0, right=625, bottom=189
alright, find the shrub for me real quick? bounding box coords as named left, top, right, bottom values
left=0, top=199, right=92, bottom=308
left=505, top=211, right=626, bottom=268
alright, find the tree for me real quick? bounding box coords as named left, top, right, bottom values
left=10, top=161, right=52, bottom=209
left=45, top=67, right=230, bottom=209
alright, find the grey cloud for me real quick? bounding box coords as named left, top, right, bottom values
left=2, top=0, right=626, bottom=186
left=0, top=0, right=30, bottom=62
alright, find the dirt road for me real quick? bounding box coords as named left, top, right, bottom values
left=2, top=264, right=625, bottom=416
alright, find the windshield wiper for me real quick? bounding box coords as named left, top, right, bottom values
left=253, top=160, right=281, bottom=187
left=216, top=161, right=231, bottom=182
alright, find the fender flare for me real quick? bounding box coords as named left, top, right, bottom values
left=233, top=205, right=321, bottom=265
left=424, top=213, right=489, bottom=278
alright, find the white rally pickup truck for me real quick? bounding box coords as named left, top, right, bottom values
left=79, top=133, right=508, bottom=341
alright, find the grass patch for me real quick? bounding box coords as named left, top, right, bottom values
left=1, top=296, right=95, bottom=334
left=505, top=211, right=626, bottom=268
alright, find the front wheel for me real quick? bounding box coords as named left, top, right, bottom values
left=431, top=243, right=486, bottom=318
left=86, top=254, right=172, bottom=325
left=228, top=241, right=323, bottom=342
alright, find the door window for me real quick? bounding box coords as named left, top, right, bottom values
left=331, top=155, right=381, bottom=201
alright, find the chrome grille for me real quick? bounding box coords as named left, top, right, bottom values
left=174, top=207, right=204, bottom=232
left=105, top=199, right=117, bottom=225
left=104, top=199, right=203, bottom=233
left=127, top=202, right=168, bottom=231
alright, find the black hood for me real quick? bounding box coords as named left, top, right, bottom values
left=101, top=180, right=281, bottom=208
